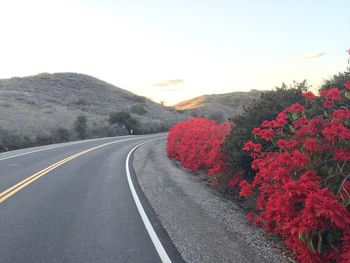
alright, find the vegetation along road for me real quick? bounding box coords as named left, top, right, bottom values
left=0, top=134, right=182, bottom=263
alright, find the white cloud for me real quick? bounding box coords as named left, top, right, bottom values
left=152, top=79, right=184, bottom=87
left=301, top=52, right=326, bottom=60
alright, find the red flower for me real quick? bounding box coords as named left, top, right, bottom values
left=229, top=175, right=243, bottom=188
left=291, top=150, right=308, bottom=168
left=345, top=80, right=350, bottom=90
left=322, top=122, right=350, bottom=142
left=276, top=112, right=288, bottom=126
left=284, top=103, right=305, bottom=113
left=239, top=180, right=253, bottom=197
left=334, top=148, right=350, bottom=161
left=252, top=128, right=274, bottom=141
left=332, top=109, right=350, bottom=121
left=302, top=91, right=317, bottom=101
left=347, top=49, right=350, bottom=55
left=246, top=212, right=255, bottom=220
left=308, top=117, right=322, bottom=135
left=242, top=141, right=262, bottom=152
left=261, top=120, right=281, bottom=128
left=303, top=138, right=319, bottom=152
left=320, top=88, right=341, bottom=101
left=323, top=100, right=334, bottom=108
left=277, top=139, right=298, bottom=151
left=299, top=170, right=320, bottom=182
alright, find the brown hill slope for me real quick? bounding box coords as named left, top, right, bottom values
left=0, top=72, right=187, bottom=132
left=174, top=90, right=264, bottom=121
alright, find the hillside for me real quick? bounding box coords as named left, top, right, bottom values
left=174, top=90, right=264, bottom=121
left=0, top=73, right=187, bottom=133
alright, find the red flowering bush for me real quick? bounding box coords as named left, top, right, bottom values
left=167, top=51, right=350, bottom=262
left=167, top=118, right=231, bottom=175
left=223, top=82, right=307, bottom=180
left=240, top=85, right=350, bottom=262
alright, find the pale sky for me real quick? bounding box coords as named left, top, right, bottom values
left=0, top=0, right=349, bottom=105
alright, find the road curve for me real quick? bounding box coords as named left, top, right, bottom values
left=0, top=134, right=180, bottom=263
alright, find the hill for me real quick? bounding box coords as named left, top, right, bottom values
left=0, top=73, right=187, bottom=133
left=174, top=90, right=264, bottom=121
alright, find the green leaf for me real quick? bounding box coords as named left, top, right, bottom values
left=298, top=232, right=305, bottom=242
left=308, top=239, right=316, bottom=253
left=345, top=92, right=350, bottom=100
left=291, top=112, right=298, bottom=120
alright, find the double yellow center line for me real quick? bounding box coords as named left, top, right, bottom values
left=0, top=140, right=124, bottom=204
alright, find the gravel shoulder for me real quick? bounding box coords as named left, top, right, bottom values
left=133, top=139, right=292, bottom=263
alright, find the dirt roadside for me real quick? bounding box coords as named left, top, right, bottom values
left=133, top=139, right=292, bottom=263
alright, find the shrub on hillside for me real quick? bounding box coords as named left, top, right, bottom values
left=50, top=127, right=72, bottom=142
left=73, top=115, right=88, bottom=139
left=88, top=122, right=129, bottom=138
left=167, top=118, right=231, bottom=176
left=0, top=127, right=25, bottom=151
left=108, top=111, right=142, bottom=134
left=223, top=81, right=308, bottom=180
left=129, top=104, right=148, bottom=115
left=207, top=109, right=228, bottom=123
left=240, top=83, right=350, bottom=262
left=0, top=126, right=73, bottom=152
left=141, top=121, right=169, bottom=134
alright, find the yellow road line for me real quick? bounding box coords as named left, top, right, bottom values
left=0, top=140, right=124, bottom=204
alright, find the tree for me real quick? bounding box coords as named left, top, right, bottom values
left=108, top=111, right=141, bottom=134
left=74, top=115, right=88, bottom=139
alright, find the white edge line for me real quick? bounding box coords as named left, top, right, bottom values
left=126, top=139, right=172, bottom=263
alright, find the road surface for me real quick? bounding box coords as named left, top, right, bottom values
left=0, top=134, right=181, bottom=263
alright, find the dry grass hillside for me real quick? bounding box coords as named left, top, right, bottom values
left=0, top=73, right=187, bottom=132
left=174, top=90, right=265, bottom=122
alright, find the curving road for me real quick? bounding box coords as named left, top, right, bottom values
left=0, top=134, right=181, bottom=263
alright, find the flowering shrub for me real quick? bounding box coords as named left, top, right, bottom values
left=240, top=84, right=350, bottom=262
left=167, top=51, right=350, bottom=262
left=223, top=82, right=307, bottom=180
left=167, top=118, right=231, bottom=175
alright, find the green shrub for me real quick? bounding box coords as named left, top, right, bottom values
left=108, top=111, right=142, bottom=134
left=223, top=81, right=308, bottom=180
left=129, top=104, right=148, bottom=115
left=51, top=127, right=72, bottom=142
left=73, top=115, right=88, bottom=139
left=320, top=71, right=350, bottom=91
left=207, top=109, right=227, bottom=123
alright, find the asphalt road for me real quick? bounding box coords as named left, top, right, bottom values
left=0, top=134, right=180, bottom=263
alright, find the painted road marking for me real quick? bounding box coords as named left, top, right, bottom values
left=0, top=136, right=131, bottom=162
left=126, top=140, right=171, bottom=263
left=0, top=136, right=154, bottom=204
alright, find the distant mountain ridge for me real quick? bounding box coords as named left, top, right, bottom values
left=174, top=90, right=265, bottom=121
left=0, top=72, right=186, bottom=132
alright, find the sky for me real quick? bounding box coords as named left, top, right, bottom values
left=0, top=0, right=349, bottom=105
